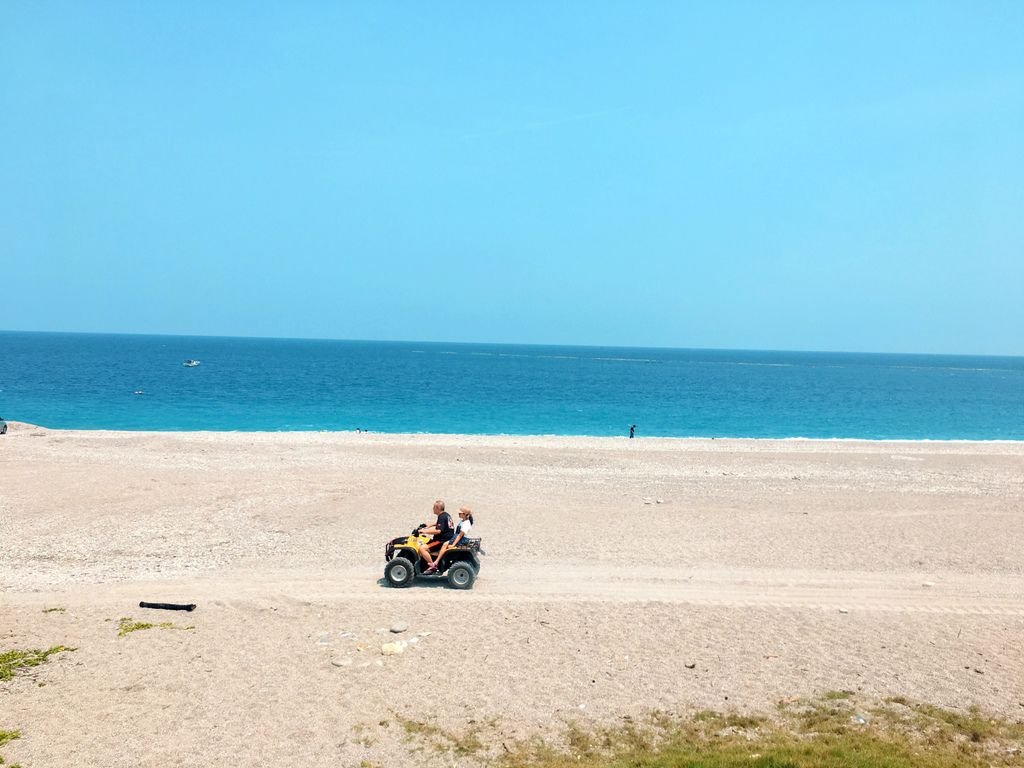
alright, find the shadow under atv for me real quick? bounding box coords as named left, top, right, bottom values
left=375, top=572, right=463, bottom=590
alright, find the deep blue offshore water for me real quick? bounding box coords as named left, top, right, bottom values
left=1, top=331, right=1022, bottom=439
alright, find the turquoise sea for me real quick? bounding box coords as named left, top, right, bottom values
left=1, top=331, right=1022, bottom=439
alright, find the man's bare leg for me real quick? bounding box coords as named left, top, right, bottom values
left=418, top=542, right=437, bottom=568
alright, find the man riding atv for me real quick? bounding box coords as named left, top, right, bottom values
left=417, top=499, right=453, bottom=571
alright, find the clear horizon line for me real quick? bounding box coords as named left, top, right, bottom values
left=1, top=326, right=1021, bottom=361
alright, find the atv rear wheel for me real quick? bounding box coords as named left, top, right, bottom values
left=385, top=557, right=416, bottom=588
left=446, top=561, right=476, bottom=590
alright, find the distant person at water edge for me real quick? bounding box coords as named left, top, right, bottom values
left=426, top=506, right=474, bottom=574
left=629, top=424, right=636, bottom=438
left=417, top=499, right=453, bottom=570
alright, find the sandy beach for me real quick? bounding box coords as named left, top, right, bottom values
left=2, top=422, right=1023, bottom=766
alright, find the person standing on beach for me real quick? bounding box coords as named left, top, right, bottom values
left=629, top=424, right=636, bottom=438
left=417, top=499, right=453, bottom=570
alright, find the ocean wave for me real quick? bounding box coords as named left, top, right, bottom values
left=689, top=361, right=796, bottom=368
left=591, top=357, right=659, bottom=363
left=885, top=365, right=1017, bottom=373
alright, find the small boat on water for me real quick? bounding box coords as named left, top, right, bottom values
left=183, top=359, right=201, bottom=367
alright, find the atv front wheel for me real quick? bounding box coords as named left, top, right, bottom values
left=385, top=557, right=416, bottom=588
left=446, top=561, right=476, bottom=590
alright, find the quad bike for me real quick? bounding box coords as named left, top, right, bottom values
left=384, top=524, right=483, bottom=589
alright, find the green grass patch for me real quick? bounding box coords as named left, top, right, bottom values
left=822, top=689, right=854, bottom=701
left=394, top=716, right=486, bottom=756
left=117, top=618, right=170, bottom=636
left=888, top=700, right=1024, bottom=745
left=399, top=695, right=1024, bottom=768
left=0, top=728, right=20, bottom=767
left=0, top=647, right=75, bottom=681
left=116, top=617, right=193, bottom=637
left=398, top=717, right=445, bottom=740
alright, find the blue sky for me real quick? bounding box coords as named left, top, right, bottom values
left=2, top=1, right=1022, bottom=355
